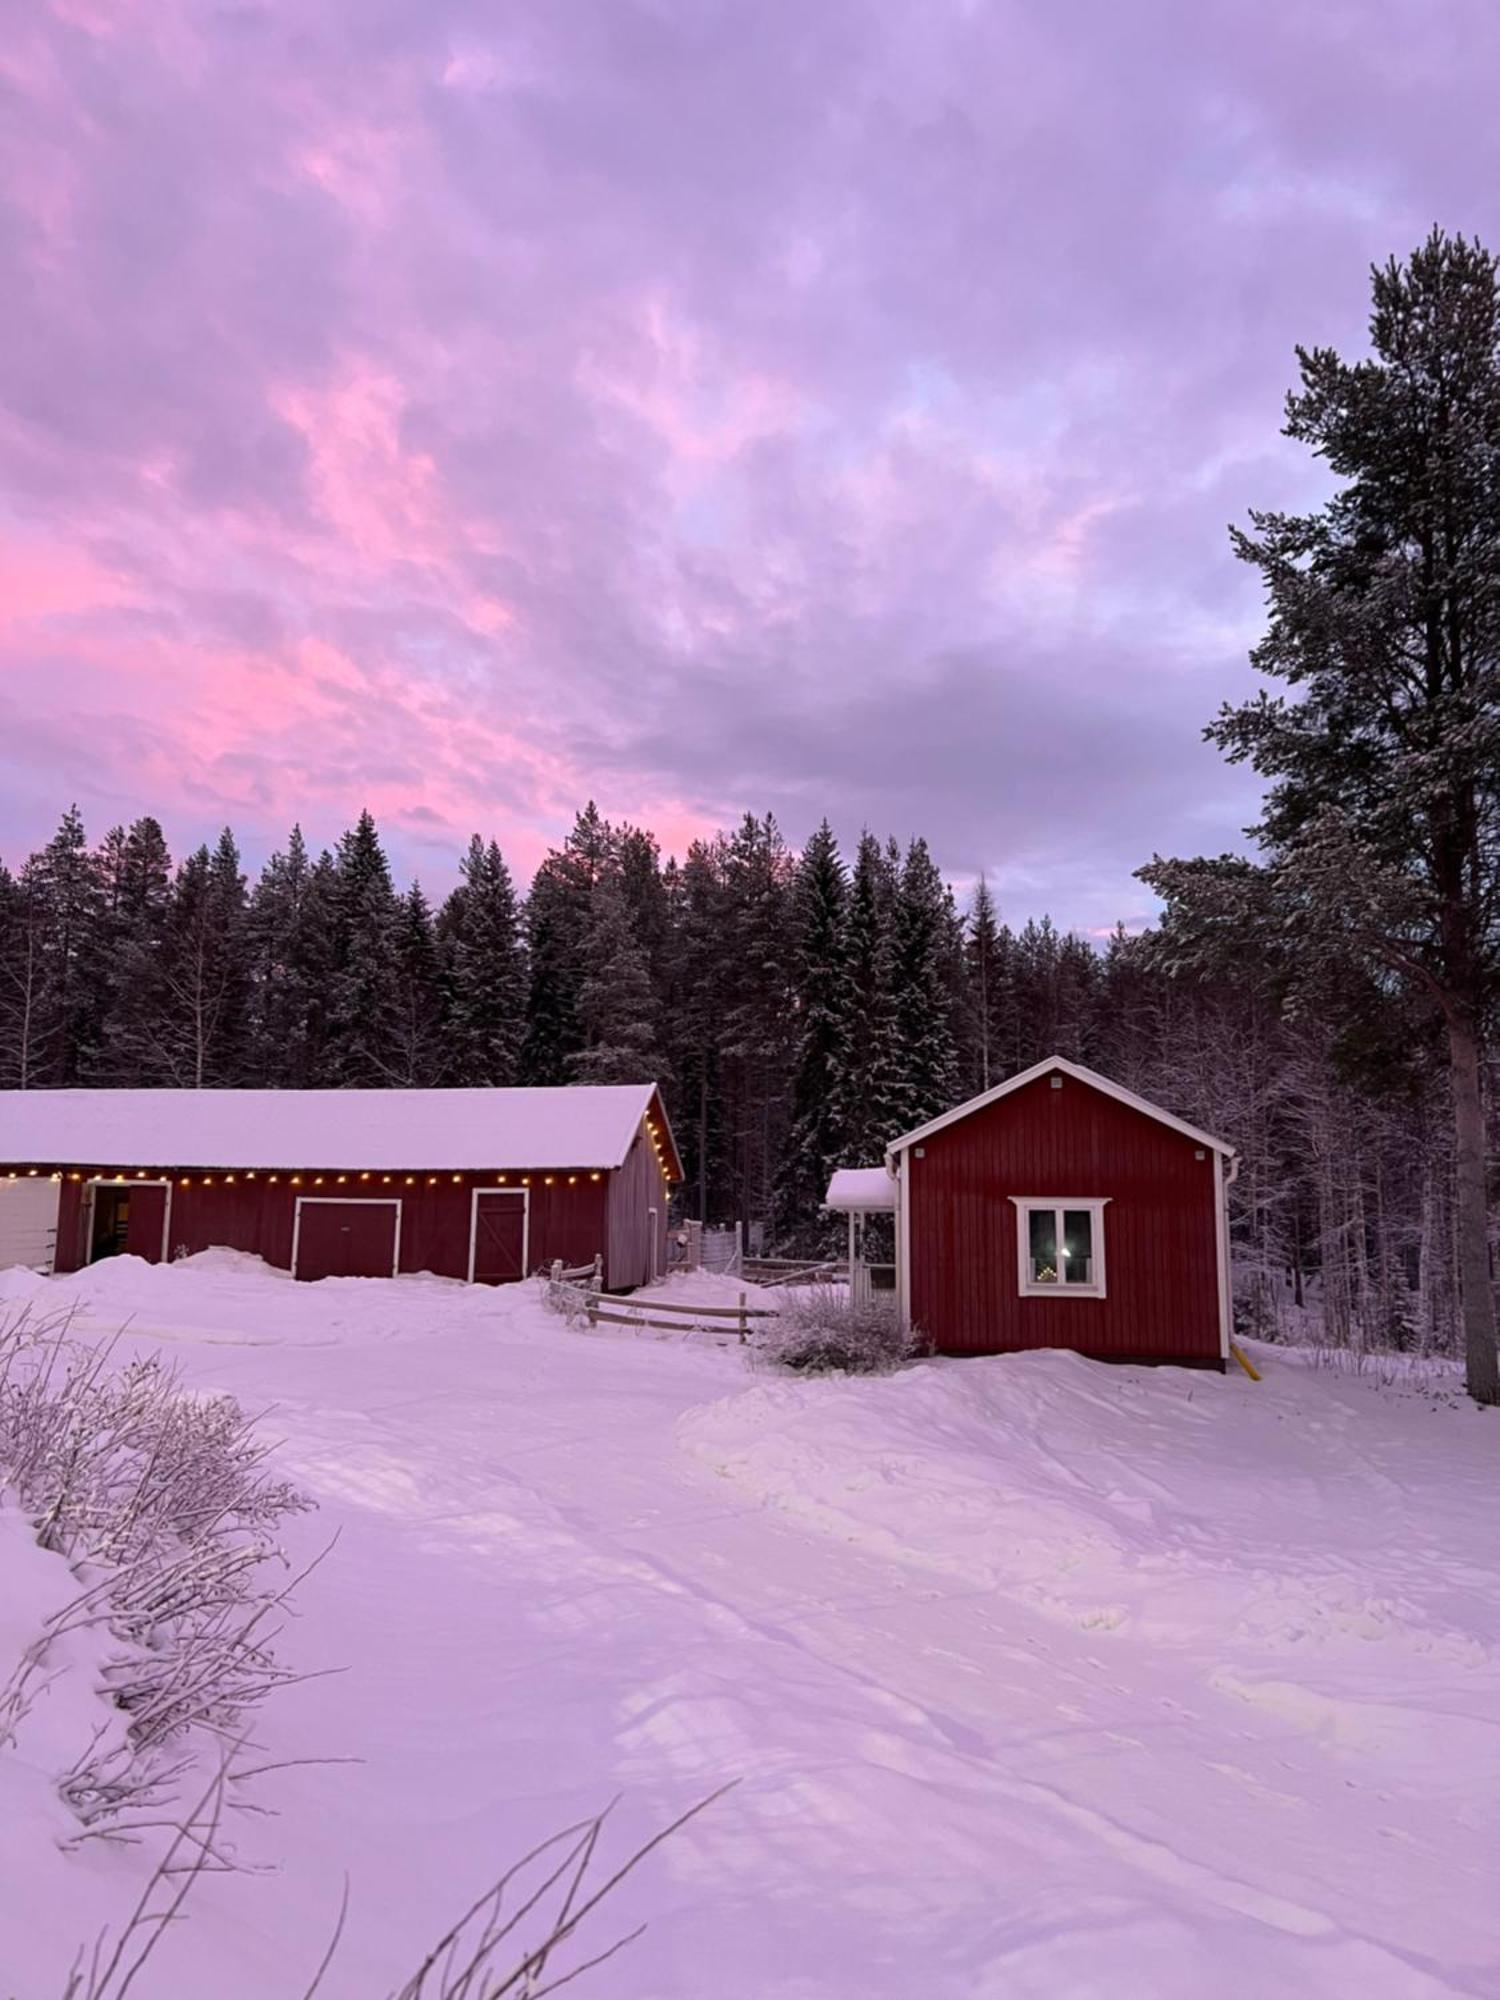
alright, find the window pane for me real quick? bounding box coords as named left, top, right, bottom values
left=1062, top=1209, right=1094, bottom=1285
left=1028, top=1208, right=1058, bottom=1283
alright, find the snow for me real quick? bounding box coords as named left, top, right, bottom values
left=0, top=1082, right=667, bottom=1172
left=2, top=1256, right=1498, bottom=1998
left=823, top=1166, right=897, bottom=1211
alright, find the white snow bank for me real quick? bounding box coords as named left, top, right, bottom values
left=1, top=1256, right=1496, bottom=2000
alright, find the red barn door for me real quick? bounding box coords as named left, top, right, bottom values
left=124, top=1183, right=170, bottom=1264
left=293, top=1200, right=400, bottom=1281
left=469, top=1191, right=527, bottom=1284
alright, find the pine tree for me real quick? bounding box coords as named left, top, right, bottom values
left=776, top=821, right=850, bottom=1242
left=439, top=836, right=527, bottom=1085
left=660, top=838, right=726, bottom=1219
left=571, top=878, right=662, bottom=1083
left=0, top=861, right=49, bottom=1088
left=1146, top=229, right=1500, bottom=1403
left=322, top=811, right=403, bottom=1086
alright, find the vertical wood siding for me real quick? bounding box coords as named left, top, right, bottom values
left=50, top=1167, right=609, bottom=1282
left=605, top=1122, right=669, bottom=1290
left=907, top=1073, right=1223, bottom=1363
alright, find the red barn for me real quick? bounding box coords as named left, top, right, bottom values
left=0, top=1084, right=681, bottom=1290
left=828, top=1056, right=1236, bottom=1367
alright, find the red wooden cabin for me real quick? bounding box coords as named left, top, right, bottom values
left=828, top=1056, right=1236, bottom=1367
left=0, top=1084, right=681, bottom=1290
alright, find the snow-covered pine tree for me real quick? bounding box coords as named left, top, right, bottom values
left=1146, top=228, right=1500, bottom=1403
left=321, top=810, right=403, bottom=1087
left=660, top=837, right=726, bottom=1220
left=570, top=877, right=663, bottom=1084
left=775, top=820, right=850, bottom=1244
left=892, top=837, right=961, bottom=1129
left=439, top=836, right=527, bottom=1085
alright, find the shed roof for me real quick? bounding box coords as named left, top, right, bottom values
left=0, top=1084, right=676, bottom=1175
left=824, top=1166, right=898, bottom=1212
left=886, top=1056, right=1235, bottom=1161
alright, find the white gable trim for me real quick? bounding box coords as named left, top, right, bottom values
left=885, top=1056, right=1235, bottom=1163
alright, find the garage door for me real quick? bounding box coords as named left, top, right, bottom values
left=0, top=1178, right=59, bottom=1273
left=293, top=1200, right=400, bottom=1282
left=470, top=1191, right=527, bottom=1284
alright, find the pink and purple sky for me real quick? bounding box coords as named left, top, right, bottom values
left=1, top=1, right=1493, bottom=930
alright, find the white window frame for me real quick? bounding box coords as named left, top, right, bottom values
left=466, top=1186, right=530, bottom=1284
left=291, top=1196, right=402, bottom=1280
left=1008, top=1196, right=1110, bottom=1299
left=85, top=1176, right=173, bottom=1264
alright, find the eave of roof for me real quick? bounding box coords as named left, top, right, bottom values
left=885, top=1056, right=1235, bottom=1162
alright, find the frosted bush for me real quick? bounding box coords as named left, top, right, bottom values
left=757, top=1290, right=918, bottom=1375
left=0, top=1302, right=312, bottom=1831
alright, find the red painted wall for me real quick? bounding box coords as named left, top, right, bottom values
left=51, top=1167, right=611, bottom=1283
left=906, top=1073, right=1224, bottom=1364
left=605, top=1123, right=670, bottom=1289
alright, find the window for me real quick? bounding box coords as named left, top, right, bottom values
left=1010, top=1198, right=1109, bottom=1297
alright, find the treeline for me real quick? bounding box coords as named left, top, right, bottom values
left=0, top=797, right=1468, bottom=1353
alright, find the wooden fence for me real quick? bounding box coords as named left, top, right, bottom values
left=582, top=1289, right=775, bottom=1344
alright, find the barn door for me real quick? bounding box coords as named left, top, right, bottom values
left=470, top=1191, right=527, bottom=1285
left=124, top=1184, right=169, bottom=1264
left=294, top=1200, right=400, bottom=1282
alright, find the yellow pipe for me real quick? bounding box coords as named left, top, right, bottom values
left=1230, top=1341, right=1261, bottom=1381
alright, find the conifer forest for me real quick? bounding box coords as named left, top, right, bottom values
left=0, top=795, right=1475, bottom=1357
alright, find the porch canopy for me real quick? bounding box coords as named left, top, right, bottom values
left=824, top=1167, right=896, bottom=1212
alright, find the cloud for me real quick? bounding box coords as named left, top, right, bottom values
left=2, top=0, right=1497, bottom=926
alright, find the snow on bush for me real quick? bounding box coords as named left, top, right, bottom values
left=756, top=1289, right=917, bottom=1375
left=0, top=1302, right=312, bottom=1833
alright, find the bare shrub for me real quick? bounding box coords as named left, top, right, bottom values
left=756, top=1289, right=917, bottom=1376
left=0, top=1302, right=312, bottom=1832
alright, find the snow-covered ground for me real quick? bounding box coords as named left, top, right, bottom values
left=2, top=1252, right=1497, bottom=1998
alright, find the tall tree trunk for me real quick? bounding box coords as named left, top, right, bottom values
left=1447, top=1011, right=1498, bottom=1403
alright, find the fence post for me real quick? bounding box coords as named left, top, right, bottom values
left=593, top=1252, right=603, bottom=1289
left=738, top=1289, right=747, bottom=1344
left=550, top=1258, right=561, bottom=1283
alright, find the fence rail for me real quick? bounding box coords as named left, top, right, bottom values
left=742, top=1257, right=846, bottom=1288
left=583, top=1288, right=774, bottom=1343
left=548, top=1254, right=603, bottom=1287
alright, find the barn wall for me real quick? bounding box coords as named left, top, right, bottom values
left=906, top=1074, right=1223, bottom=1363
left=604, top=1125, right=668, bottom=1289
left=50, top=1166, right=611, bottom=1282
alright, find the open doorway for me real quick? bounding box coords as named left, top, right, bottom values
left=89, top=1184, right=133, bottom=1263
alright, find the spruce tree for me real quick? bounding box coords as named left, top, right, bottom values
left=718, top=814, right=795, bottom=1235
left=439, top=836, right=527, bottom=1085
left=95, top=816, right=174, bottom=1083
left=246, top=827, right=331, bottom=1087
left=24, top=806, right=105, bottom=1085
left=391, top=881, right=445, bottom=1086
left=322, top=811, right=403, bottom=1086
left=159, top=842, right=247, bottom=1087
left=892, top=837, right=961, bottom=1128
left=963, top=877, right=1010, bottom=1092
left=520, top=804, right=614, bottom=1084
left=776, top=821, right=850, bottom=1241
left=571, top=878, right=662, bottom=1084
left=833, top=832, right=904, bottom=1164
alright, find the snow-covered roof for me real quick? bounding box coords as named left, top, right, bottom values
left=886, top=1056, right=1235, bottom=1160
left=824, top=1167, right=897, bottom=1212
left=0, top=1085, right=674, bottom=1174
